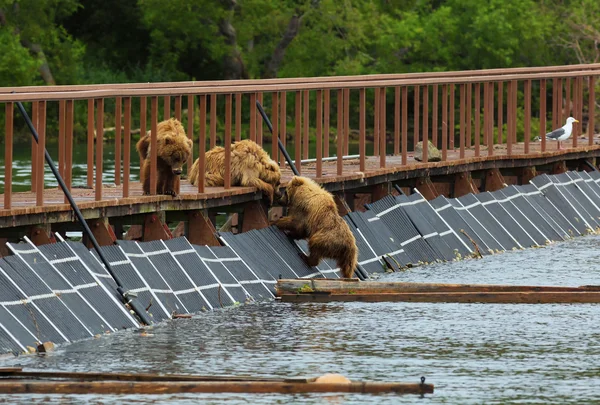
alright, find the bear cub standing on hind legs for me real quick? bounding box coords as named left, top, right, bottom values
left=275, top=176, right=359, bottom=279
left=188, top=139, right=282, bottom=205
left=136, top=118, right=193, bottom=197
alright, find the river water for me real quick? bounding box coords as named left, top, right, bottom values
left=1, top=228, right=600, bottom=404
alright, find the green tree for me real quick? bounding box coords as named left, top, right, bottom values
left=0, top=0, right=85, bottom=86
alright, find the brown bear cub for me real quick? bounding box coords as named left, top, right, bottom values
left=136, top=118, right=193, bottom=197
left=274, top=176, right=359, bottom=279
left=188, top=139, right=281, bottom=205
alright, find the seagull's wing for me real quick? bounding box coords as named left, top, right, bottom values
left=546, top=128, right=565, bottom=139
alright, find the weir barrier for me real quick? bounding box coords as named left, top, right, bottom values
left=0, top=170, right=599, bottom=355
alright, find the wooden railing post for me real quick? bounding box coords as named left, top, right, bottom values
left=123, top=97, right=131, bottom=198
left=95, top=98, right=104, bottom=201
left=4, top=103, right=13, bottom=209
left=198, top=95, right=207, bottom=194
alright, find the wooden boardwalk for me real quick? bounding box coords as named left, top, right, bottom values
left=1, top=140, right=599, bottom=230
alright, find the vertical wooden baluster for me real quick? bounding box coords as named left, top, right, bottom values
left=577, top=77, right=583, bottom=142
left=344, top=89, right=350, bottom=156
left=422, top=86, right=428, bottom=163
left=115, top=97, right=122, bottom=186
left=483, top=82, right=489, bottom=152
left=295, top=91, right=302, bottom=174
left=507, top=81, right=513, bottom=156
left=87, top=99, right=94, bottom=188
left=31, top=101, right=38, bottom=189
left=123, top=97, right=131, bottom=198
left=198, top=95, right=207, bottom=193
left=280, top=91, right=287, bottom=167
left=187, top=95, right=194, bottom=176
left=337, top=89, right=343, bottom=175
left=589, top=76, right=596, bottom=146
left=511, top=80, right=517, bottom=154
left=475, top=83, right=480, bottom=157
left=316, top=89, right=323, bottom=177
left=95, top=99, right=104, bottom=201
left=163, top=96, right=171, bottom=120
left=497, top=82, right=503, bottom=146
left=324, top=90, right=330, bottom=158
left=552, top=78, right=559, bottom=129
left=565, top=78, right=570, bottom=123
left=236, top=93, right=242, bottom=142
left=65, top=100, right=74, bottom=204
left=466, top=83, right=472, bottom=149
left=449, top=84, right=455, bottom=150
left=224, top=94, right=232, bottom=189
left=414, top=85, right=420, bottom=152
left=374, top=87, right=380, bottom=157
left=402, top=87, right=408, bottom=164
left=37, top=101, right=46, bottom=206
left=303, top=90, right=309, bottom=159
left=249, top=93, right=256, bottom=142
left=432, top=84, right=438, bottom=148
left=488, top=83, right=494, bottom=156
left=257, top=92, right=264, bottom=145
left=174, top=96, right=182, bottom=121
left=524, top=80, right=531, bottom=154
left=394, top=86, right=400, bottom=155
left=4, top=103, right=13, bottom=209
left=442, top=85, right=448, bottom=161
left=459, top=84, right=465, bottom=159
left=540, top=79, right=547, bottom=152
left=380, top=87, right=387, bottom=167
left=272, top=92, right=279, bottom=162
left=359, top=88, right=366, bottom=172
left=58, top=100, right=66, bottom=179
left=210, top=94, right=217, bottom=149
left=149, top=96, right=158, bottom=195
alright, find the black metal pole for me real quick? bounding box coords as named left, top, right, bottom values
left=14, top=101, right=153, bottom=326
left=255, top=100, right=300, bottom=176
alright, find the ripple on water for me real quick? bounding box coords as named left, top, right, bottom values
left=1, top=235, right=600, bottom=404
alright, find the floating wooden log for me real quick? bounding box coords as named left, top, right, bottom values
left=0, top=369, right=433, bottom=396
left=276, top=279, right=600, bottom=304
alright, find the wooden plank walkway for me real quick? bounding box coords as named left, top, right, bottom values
left=1, top=140, right=599, bottom=229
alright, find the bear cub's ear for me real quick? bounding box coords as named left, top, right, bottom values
left=290, top=176, right=305, bottom=187
left=186, top=138, right=193, bottom=149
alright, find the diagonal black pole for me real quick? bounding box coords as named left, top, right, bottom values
left=14, top=100, right=153, bottom=326
left=256, top=100, right=299, bottom=176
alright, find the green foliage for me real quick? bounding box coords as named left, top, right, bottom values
left=0, top=29, right=40, bottom=86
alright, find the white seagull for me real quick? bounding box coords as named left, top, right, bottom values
left=546, top=117, right=579, bottom=150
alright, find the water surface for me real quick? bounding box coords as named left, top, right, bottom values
left=2, top=235, right=600, bottom=404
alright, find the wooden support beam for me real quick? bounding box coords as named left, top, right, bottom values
left=0, top=380, right=434, bottom=396
left=172, top=221, right=186, bottom=238
left=280, top=291, right=600, bottom=304
left=520, top=166, right=537, bottom=185
left=453, top=172, right=478, bottom=197
left=29, top=226, right=55, bottom=246
left=484, top=168, right=506, bottom=192
left=276, top=279, right=600, bottom=304
left=333, top=193, right=352, bottom=216
left=142, top=213, right=173, bottom=241
left=552, top=161, right=567, bottom=174
left=371, top=183, right=389, bottom=203
left=124, top=225, right=143, bottom=241
left=415, top=177, right=440, bottom=200
left=241, top=201, right=270, bottom=233
left=0, top=239, right=10, bottom=258
left=84, top=218, right=117, bottom=248
left=187, top=210, right=220, bottom=246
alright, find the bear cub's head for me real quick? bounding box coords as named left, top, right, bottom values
left=278, top=176, right=310, bottom=206
left=158, top=135, right=193, bottom=175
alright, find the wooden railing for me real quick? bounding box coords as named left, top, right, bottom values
left=0, top=64, right=598, bottom=210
